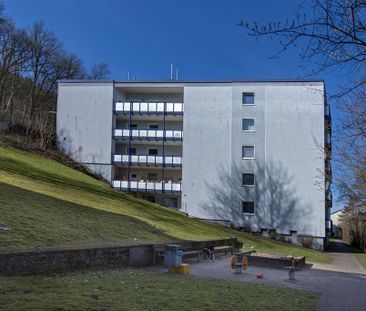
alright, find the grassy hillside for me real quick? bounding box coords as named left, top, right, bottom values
left=0, top=145, right=331, bottom=263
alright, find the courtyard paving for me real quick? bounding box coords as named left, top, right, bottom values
left=146, top=241, right=366, bottom=311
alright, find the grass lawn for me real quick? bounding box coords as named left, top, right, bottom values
left=354, top=253, right=366, bottom=270
left=0, top=268, right=320, bottom=311
left=0, top=145, right=331, bottom=263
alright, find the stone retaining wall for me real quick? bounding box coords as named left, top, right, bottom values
left=0, top=238, right=238, bottom=276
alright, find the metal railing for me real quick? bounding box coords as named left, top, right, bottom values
left=113, top=154, right=182, bottom=167
left=325, top=103, right=331, bottom=119
left=326, top=190, right=332, bottom=202
left=112, top=180, right=182, bottom=193
left=113, top=129, right=183, bottom=141
left=115, top=101, right=184, bottom=115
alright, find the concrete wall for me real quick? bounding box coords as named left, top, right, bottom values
left=56, top=81, right=326, bottom=245
left=57, top=82, right=114, bottom=180
left=182, top=82, right=325, bottom=242
left=182, top=86, right=232, bottom=216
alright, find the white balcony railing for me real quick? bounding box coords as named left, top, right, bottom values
left=113, top=180, right=182, bottom=193
left=113, top=154, right=182, bottom=167
left=115, top=101, right=184, bottom=114
left=113, top=129, right=183, bottom=141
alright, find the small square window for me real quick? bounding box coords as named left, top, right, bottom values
left=130, top=124, right=138, bottom=129
left=242, top=93, right=255, bottom=105
left=242, top=173, right=255, bottom=186
left=242, top=146, right=255, bottom=159
left=148, top=148, right=158, bottom=155
left=149, top=124, right=159, bottom=129
left=242, top=201, right=255, bottom=214
left=242, top=118, right=255, bottom=131
left=131, top=173, right=137, bottom=178
left=129, top=148, right=137, bottom=155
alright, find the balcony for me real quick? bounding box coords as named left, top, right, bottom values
left=325, top=103, right=331, bottom=120
left=326, top=190, right=332, bottom=202
left=112, top=180, right=182, bottom=193
left=113, top=129, right=183, bottom=141
left=326, top=189, right=332, bottom=208
left=325, top=159, right=332, bottom=183
left=113, top=154, right=182, bottom=167
left=325, top=132, right=332, bottom=159
left=115, top=101, right=184, bottom=115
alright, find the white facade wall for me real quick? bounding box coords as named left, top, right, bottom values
left=57, top=80, right=327, bottom=245
left=57, top=82, right=114, bottom=180
left=181, top=82, right=326, bottom=240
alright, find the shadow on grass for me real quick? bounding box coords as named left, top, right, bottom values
left=0, top=155, right=120, bottom=197
left=0, top=154, right=232, bottom=231
left=0, top=182, right=175, bottom=252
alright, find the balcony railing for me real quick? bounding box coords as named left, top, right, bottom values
left=325, top=103, right=331, bottom=119
left=115, top=101, right=184, bottom=115
left=113, top=154, right=182, bottom=167
left=113, top=129, right=183, bottom=141
left=112, top=180, right=182, bottom=193
left=326, top=190, right=332, bottom=201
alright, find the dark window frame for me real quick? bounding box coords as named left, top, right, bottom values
left=242, top=146, right=255, bottom=159
left=242, top=173, right=255, bottom=186
left=242, top=93, right=255, bottom=105
left=242, top=118, right=255, bottom=131
left=242, top=201, right=255, bottom=214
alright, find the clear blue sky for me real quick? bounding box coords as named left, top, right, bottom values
left=3, top=0, right=344, bottom=210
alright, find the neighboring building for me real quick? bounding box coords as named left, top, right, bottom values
left=57, top=80, right=332, bottom=249
left=331, top=209, right=344, bottom=239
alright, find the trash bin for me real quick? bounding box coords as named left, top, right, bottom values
left=164, top=244, right=182, bottom=268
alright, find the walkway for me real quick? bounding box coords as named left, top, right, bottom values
left=146, top=242, right=366, bottom=311
left=312, top=240, right=366, bottom=275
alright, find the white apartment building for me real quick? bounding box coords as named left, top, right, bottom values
left=57, top=80, right=332, bottom=249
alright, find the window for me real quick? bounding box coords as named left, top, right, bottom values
left=242, top=173, right=255, bottom=186
left=147, top=173, right=158, bottom=181
left=242, top=146, right=255, bottom=159
left=149, top=124, right=159, bottom=129
left=131, top=173, right=137, bottom=179
left=242, top=118, right=255, bottom=131
left=130, top=124, right=138, bottom=129
left=242, top=201, right=255, bottom=214
left=148, top=148, right=158, bottom=155
left=129, top=147, right=137, bottom=155
left=242, top=93, right=255, bottom=105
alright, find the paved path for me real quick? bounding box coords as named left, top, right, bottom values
left=146, top=242, right=366, bottom=311
left=312, top=240, right=366, bottom=275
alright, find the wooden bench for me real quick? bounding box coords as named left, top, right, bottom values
left=152, top=246, right=165, bottom=265
left=182, top=250, right=201, bottom=262
left=153, top=246, right=201, bottom=264
left=214, top=245, right=233, bottom=256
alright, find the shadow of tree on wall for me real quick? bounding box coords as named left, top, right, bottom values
left=201, top=160, right=312, bottom=234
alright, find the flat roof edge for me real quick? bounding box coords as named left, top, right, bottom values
left=58, top=79, right=325, bottom=84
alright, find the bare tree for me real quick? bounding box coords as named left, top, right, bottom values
left=0, top=13, right=29, bottom=122
left=88, top=63, right=110, bottom=80
left=0, top=6, right=108, bottom=150
left=240, top=0, right=366, bottom=97
left=240, top=0, right=366, bottom=251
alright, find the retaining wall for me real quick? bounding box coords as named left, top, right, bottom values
left=0, top=238, right=238, bottom=276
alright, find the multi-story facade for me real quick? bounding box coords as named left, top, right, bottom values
left=57, top=80, right=332, bottom=249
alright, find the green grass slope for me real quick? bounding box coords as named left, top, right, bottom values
left=0, top=146, right=331, bottom=263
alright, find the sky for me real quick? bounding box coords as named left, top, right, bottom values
left=3, top=0, right=344, bottom=210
